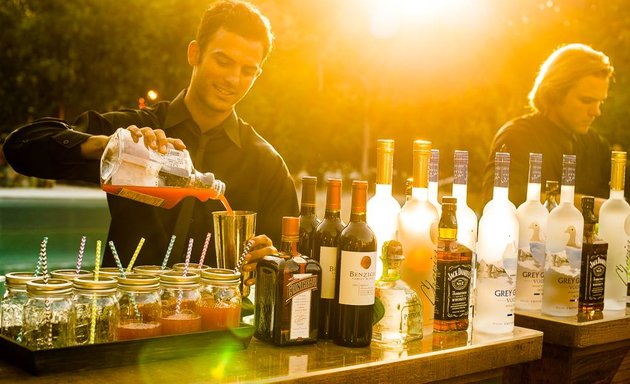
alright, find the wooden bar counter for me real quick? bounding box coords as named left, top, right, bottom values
left=0, top=326, right=542, bottom=383
left=509, top=309, right=630, bottom=383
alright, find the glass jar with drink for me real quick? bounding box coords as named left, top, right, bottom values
left=199, top=268, right=241, bottom=331
left=159, top=271, right=202, bottom=335
left=73, top=276, right=119, bottom=344
left=1, top=272, right=39, bottom=342
left=117, top=274, right=162, bottom=340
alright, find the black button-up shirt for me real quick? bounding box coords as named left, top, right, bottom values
left=482, top=112, right=615, bottom=207
left=4, top=90, right=299, bottom=266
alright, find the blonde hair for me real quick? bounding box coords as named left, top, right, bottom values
left=528, top=43, right=613, bottom=114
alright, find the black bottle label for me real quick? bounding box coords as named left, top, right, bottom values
left=434, top=260, right=471, bottom=321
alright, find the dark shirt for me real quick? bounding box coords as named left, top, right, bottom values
left=481, top=113, right=613, bottom=207
left=3, top=89, right=299, bottom=266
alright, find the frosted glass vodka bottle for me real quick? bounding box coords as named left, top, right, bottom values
left=367, top=139, right=402, bottom=281
left=474, top=152, right=518, bottom=334
left=398, top=140, right=439, bottom=330
left=451, top=150, right=478, bottom=323
left=515, top=153, right=548, bottom=311
left=429, top=149, right=441, bottom=217
left=542, top=154, right=583, bottom=317
left=599, top=151, right=630, bottom=311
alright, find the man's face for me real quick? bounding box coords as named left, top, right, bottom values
left=548, top=75, right=609, bottom=135
left=188, top=28, right=264, bottom=114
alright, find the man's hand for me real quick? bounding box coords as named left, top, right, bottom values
left=79, top=125, right=187, bottom=159
left=126, top=125, right=186, bottom=154
left=242, top=234, right=277, bottom=286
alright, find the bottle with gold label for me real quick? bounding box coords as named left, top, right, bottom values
left=599, top=151, right=630, bottom=311
left=255, top=216, right=321, bottom=346
left=367, top=139, right=401, bottom=281
left=398, top=140, right=439, bottom=331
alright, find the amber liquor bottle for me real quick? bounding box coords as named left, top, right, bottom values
left=298, top=176, right=321, bottom=257
left=578, top=196, right=608, bottom=314
left=254, top=216, right=322, bottom=346
left=312, top=178, right=345, bottom=339
left=333, top=180, right=377, bottom=347
left=434, top=196, right=472, bottom=332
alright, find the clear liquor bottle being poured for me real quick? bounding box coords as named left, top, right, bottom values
left=100, top=128, right=227, bottom=209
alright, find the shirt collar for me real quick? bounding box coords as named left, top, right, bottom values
left=164, top=89, right=242, bottom=148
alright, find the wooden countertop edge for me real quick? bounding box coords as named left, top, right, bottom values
left=515, top=311, right=630, bottom=347
left=259, top=328, right=543, bottom=384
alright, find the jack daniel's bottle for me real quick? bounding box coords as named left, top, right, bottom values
left=578, top=196, right=607, bottom=314
left=254, top=217, right=321, bottom=346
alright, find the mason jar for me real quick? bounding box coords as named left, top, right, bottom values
left=22, top=278, right=75, bottom=350
left=73, top=276, right=119, bottom=345
left=159, top=271, right=201, bottom=335
left=133, top=265, right=172, bottom=276
left=1, top=272, right=39, bottom=342
left=116, top=273, right=162, bottom=340
left=200, top=269, right=241, bottom=331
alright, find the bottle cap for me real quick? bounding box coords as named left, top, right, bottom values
left=282, top=216, right=300, bottom=237
left=326, top=178, right=342, bottom=211
left=383, top=240, right=404, bottom=261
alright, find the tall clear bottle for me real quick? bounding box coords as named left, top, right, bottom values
left=579, top=196, right=608, bottom=314
left=451, top=150, right=478, bottom=325
left=334, top=181, right=377, bottom=347
left=515, top=153, right=548, bottom=311
left=434, top=197, right=472, bottom=332
left=475, top=152, right=518, bottom=334
left=398, top=140, right=439, bottom=330
left=367, top=139, right=402, bottom=281
left=298, top=176, right=321, bottom=257
left=429, top=149, right=441, bottom=217
left=599, top=151, right=630, bottom=311
left=542, top=154, right=583, bottom=317
left=312, top=178, right=345, bottom=339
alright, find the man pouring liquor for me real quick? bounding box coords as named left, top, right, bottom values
left=3, top=0, right=299, bottom=283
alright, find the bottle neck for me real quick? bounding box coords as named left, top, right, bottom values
left=300, top=205, right=316, bottom=216
left=492, top=186, right=509, bottom=201
left=526, top=182, right=542, bottom=202
left=280, top=237, right=300, bottom=257
left=452, top=184, right=468, bottom=204
left=439, top=206, right=457, bottom=240
left=374, top=183, right=393, bottom=195
left=411, top=187, right=429, bottom=201
left=324, top=209, right=341, bottom=220
left=380, top=260, right=402, bottom=282
left=560, top=185, right=575, bottom=205
left=609, top=189, right=625, bottom=200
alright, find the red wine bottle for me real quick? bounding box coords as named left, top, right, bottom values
left=312, top=178, right=345, bottom=339
left=333, top=180, right=377, bottom=347
left=298, top=176, right=321, bottom=257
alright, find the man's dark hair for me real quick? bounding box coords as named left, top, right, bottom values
left=196, top=0, right=273, bottom=63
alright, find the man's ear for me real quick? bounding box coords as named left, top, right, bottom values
left=188, top=40, right=200, bottom=66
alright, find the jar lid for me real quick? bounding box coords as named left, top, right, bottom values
left=201, top=268, right=241, bottom=285
left=159, top=271, right=200, bottom=288
left=26, top=278, right=73, bottom=296
left=5, top=272, right=40, bottom=288
left=172, top=263, right=210, bottom=274
left=117, top=273, right=160, bottom=291
left=98, top=267, right=123, bottom=278
left=133, top=265, right=172, bottom=276
left=51, top=269, right=93, bottom=281
left=73, top=276, right=118, bottom=291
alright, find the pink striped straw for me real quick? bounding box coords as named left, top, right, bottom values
left=183, top=238, right=194, bottom=277
left=198, top=232, right=211, bottom=268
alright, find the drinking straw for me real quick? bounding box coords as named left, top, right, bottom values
left=109, top=241, right=141, bottom=320
left=182, top=238, right=194, bottom=277
left=89, top=240, right=102, bottom=344
left=233, top=240, right=253, bottom=274
left=161, top=235, right=177, bottom=270
left=198, top=232, right=211, bottom=268
left=175, top=238, right=194, bottom=314
left=36, top=237, right=48, bottom=280
left=75, top=236, right=87, bottom=275
left=125, top=237, right=145, bottom=273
